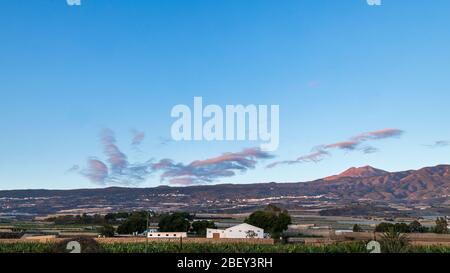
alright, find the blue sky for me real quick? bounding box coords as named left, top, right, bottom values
left=1, top=0, right=450, bottom=189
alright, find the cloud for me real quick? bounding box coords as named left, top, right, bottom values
left=65, top=165, right=80, bottom=173
left=158, top=136, right=173, bottom=146
left=324, top=141, right=360, bottom=151
left=424, top=140, right=450, bottom=148
left=266, top=128, right=403, bottom=168
left=266, top=150, right=329, bottom=169
left=79, top=129, right=154, bottom=185
left=151, top=147, right=274, bottom=185
left=131, top=129, right=145, bottom=146
left=81, top=159, right=108, bottom=183
left=77, top=130, right=272, bottom=186
left=307, top=81, right=321, bottom=88
left=101, top=129, right=128, bottom=173
left=353, top=129, right=404, bottom=141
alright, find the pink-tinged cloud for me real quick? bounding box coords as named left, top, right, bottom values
left=266, top=150, right=329, bottom=168
left=131, top=129, right=145, bottom=146
left=266, top=128, right=404, bottom=168
left=78, top=129, right=154, bottom=185
left=82, top=159, right=109, bottom=183
left=324, top=140, right=360, bottom=151
left=353, top=128, right=404, bottom=141
left=101, top=129, right=128, bottom=172
left=151, top=147, right=274, bottom=185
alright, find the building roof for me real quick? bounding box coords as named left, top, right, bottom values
left=225, top=223, right=263, bottom=231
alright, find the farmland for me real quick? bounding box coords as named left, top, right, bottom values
left=0, top=241, right=450, bottom=253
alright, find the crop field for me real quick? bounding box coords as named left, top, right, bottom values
left=1, top=242, right=450, bottom=253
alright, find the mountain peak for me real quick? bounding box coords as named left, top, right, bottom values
left=325, top=166, right=388, bottom=180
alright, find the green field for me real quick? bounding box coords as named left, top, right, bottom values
left=1, top=242, right=449, bottom=253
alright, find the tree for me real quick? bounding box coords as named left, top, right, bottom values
left=379, top=228, right=410, bottom=253
left=353, top=224, right=363, bottom=232
left=393, top=223, right=410, bottom=233
left=191, top=220, right=216, bottom=236
left=433, top=217, right=449, bottom=234
left=375, top=222, right=409, bottom=233
left=158, top=212, right=192, bottom=232
left=408, top=220, right=426, bottom=233
left=98, top=224, right=115, bottom=237
left=117, top=212, right=148, bottom=234
left=375, top=222, right=394, bottom=233
left=245, top=205, right=292, bottom=239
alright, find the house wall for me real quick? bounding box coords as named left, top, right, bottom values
left=206, top=228, right=225, bottom=239
left=225, top=227, right=263, bottom=239
left=147, top=232, right=187, bottom=238
left=206, top=226, right=264, bottom=239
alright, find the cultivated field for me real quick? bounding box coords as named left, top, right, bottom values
left=0, top=241, right=449, bottom=253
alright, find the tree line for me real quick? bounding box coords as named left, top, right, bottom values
left=352, top=217, right=448, bottom=234
left=97, top=205, right=292, bottom=238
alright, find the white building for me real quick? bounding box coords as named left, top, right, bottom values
left=147, top=231, right=187, bottom=238
left=206, top=223, right=264, bottom=239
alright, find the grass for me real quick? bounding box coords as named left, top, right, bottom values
left=0, top=241, right=449, bottom=253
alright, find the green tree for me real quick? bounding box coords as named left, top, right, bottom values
left=394, top=223, right=410, bottom=233
left=375, top=222, right=410, bottom=233
left=158, top=212, right=192, bottom=232
left=117, top=212, right=148, bottom=234
left=98, top=224, right=115, bottom=237
left=375, top=222, right=394, bottom=233
left=380, top=228, right=410, bottom=253
left=245, top=205, right=292, bottom=239
left=353, top=224, right=363, bottom=232
left=408, top=220, right=426, bottom=233
left=433, top=217, right=448, bottom=234
left=191, top=220, right=216, bottom=236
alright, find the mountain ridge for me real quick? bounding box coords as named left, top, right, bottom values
left=0, top=164, right=449, bottom=217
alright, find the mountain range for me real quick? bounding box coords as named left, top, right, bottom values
left=1, top=165, right=449, bottom=217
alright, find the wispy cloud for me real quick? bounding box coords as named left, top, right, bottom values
left=424, top=140, right=450, bottom=148
left=82, top=159, right=109, bottom=183
left=307, top=81, right=321, bottom=88
left=151, top=147, right=274, bottom=185
left=267, top=128, right=404, bottom=168
left=101, top=129, right=128, bottom=173
left=131, top=129, right=145, bottom=146
left=65, top=164, right=80, bottom=173
left=75, top=130, right=272, bottom=186
left=158, top=136, right=173, bottom=146
left=79, top=129, right=154, bottom=185
left=266, top=150, right=329, bottom=169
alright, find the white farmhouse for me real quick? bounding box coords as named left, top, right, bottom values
left=206, top=223, right=264, bottom=239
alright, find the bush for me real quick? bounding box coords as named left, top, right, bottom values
left=98, top=224, right=116, bottom=237
left=53, top=237, right=102, bottom=253
left=433, top=217, right=448, bottom=234
left=353, top=224, right=363, bottom=232
left=380, top=228, right=410, bottom=253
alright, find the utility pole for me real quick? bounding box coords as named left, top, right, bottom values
left=180, top=236, right=183, bottom=253
left=146, top=210, right=149, bottom=253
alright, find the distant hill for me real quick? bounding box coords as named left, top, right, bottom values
left=324, top=166, right=389, bottom=180
left=0, top=165, right=449, bottom=217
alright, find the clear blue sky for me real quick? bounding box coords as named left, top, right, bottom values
left=1, top=0, right=450, bottom=189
